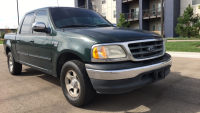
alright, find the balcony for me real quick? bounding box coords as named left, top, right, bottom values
left=79, top=5, right=86, bottom=9
left=122, top=0, right=136, bottom=3
left=123, top=12, right=139, bottom=21
left=102, top=0, right=106, bottom=4
left=143, top=7, right=162, bottom=19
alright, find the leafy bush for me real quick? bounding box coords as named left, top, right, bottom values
left=1, top=32, right=5, bottom=39
left=117, top=13, right=130, bottom=28
left=175, top=4, right=200, bottom=38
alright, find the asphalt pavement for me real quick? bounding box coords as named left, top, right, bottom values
left=0, top=45, right=200, bottom=113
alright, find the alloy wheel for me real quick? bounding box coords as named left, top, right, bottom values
left=65, top=70, right=81, bottom=98
left=9, top=56, right=13, bottom=72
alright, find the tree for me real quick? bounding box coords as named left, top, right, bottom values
left=5, top=26, right=12, bottom=33
left=1, top=32, right=5, bottom=39
left=175, top=4, right=200, bottom=38
left=14, top=29, right=18, bottom=33
left=117, top=13, right=130, bottom=28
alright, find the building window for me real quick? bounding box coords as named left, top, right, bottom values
left=102, top=12, right=106, bottom=18
left=152, top=4, right=156, bottom=15
left=158, top=3, right=161, bottom=12
left=131, top=8, right=139, bottom=19
left=113, top=10, right=116, bottom=18
left=92, top=5, right=96, bottom=11
left=192, top=0, right=200, bottom=5
left=158, top=24, right=161, bottom=31
left=102, top=0, right=106, bottom=4
left=152, top=25, right=156, bottom=31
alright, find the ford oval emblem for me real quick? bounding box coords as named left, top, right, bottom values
left=148, top=46, right=156, bottom=52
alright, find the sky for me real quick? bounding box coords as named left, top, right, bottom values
left=0, top=0, right=75, bottom=29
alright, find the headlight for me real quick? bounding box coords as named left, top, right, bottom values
left=92, top=45, right=126, bottom=59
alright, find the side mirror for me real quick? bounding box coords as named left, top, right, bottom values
left=32, top=22, right=47, bottom=32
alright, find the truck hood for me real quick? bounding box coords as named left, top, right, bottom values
left=68, top=27, right=162, bottom=43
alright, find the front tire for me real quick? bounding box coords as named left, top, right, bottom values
left=60, top=60, right=96, bottom=107
left=7, top=52, right=22, bottom=75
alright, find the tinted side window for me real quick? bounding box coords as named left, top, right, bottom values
left=20, top=13, right=35, bottom=34
left=33, top=10, right=48, bottom=34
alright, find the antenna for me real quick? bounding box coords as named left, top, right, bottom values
left=57, top=0, right=59, bottom=7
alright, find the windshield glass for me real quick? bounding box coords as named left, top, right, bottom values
left=49, top=7, right=112, bottom=28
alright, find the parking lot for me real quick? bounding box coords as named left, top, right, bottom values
left=0, top=45, right=200, bottom=113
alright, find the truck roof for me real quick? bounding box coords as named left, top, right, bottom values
left=25, top=7, right=82, bottom=14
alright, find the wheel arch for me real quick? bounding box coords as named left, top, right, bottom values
left=5, top=46, right=11, bottom=56
left=56, top=51, right=85, bottom=78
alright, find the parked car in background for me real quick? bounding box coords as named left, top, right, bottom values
left=112, top=23, right=117, bottom=27
left=3, top=7, right=172, bottom=107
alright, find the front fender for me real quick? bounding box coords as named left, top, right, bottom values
left=51, top=31, right=99, bottom=76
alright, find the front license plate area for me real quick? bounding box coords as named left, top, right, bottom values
left=152, top=69, right=165, bottom=81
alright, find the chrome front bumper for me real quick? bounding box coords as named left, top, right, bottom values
left=86, top=58, right=172, bottom=80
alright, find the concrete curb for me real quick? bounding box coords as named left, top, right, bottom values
left=167, top=40, right=200, bottom=42
left=167, top=51, right=200, bottom=58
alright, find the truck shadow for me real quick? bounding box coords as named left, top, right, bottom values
left=20, top=68, right=200, bottom=113
left=20, top=67, right=45, bottom=76
left=81, top=72, right=200, bottom=113
left=20, top=67, right=61, bottom=86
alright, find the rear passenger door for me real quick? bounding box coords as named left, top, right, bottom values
left=29, top=10, right=53, bottom=72
left=16, top=13, right=35, bottom=64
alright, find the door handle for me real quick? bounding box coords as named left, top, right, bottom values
left=30, top=41, right=34, bottom=43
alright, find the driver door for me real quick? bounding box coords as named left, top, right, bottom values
left=29, top=10, right=53, bottom=73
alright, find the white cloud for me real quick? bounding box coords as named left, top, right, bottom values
left=0, top=0, right=74, bottom=29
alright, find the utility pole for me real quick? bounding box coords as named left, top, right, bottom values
left=57, top=0, right=59, bottom=7
left=16, top=0, right=19, bottom=25
left=161, top=0, right=164, bottom=38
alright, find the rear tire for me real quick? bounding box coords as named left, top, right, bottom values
left=7, top=52, right=22, bottom=75
left=60, top=60, right=96, bottom=107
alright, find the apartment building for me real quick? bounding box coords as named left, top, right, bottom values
left=75, top=0, right=181, bottom=38
left=93, top=0, right=117, bottom=23
left=181, top=0, right=200, bottom=15
left=74, top=0, right=117, bottom=23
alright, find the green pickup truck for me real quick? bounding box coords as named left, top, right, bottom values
left=3, top=7, right=172, bottom=107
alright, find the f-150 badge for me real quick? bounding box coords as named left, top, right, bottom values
left=52, top=41, right=59, bottom=47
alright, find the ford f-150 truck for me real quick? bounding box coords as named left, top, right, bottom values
left=3, top=7, right=172, bottom=107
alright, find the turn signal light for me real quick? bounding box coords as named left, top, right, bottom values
left=92, top=46, right=108, bottom=59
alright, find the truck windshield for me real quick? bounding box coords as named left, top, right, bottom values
left=49, top=7, right=112, bottom=28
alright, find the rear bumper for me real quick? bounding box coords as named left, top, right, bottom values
left=86, top=53, right=172, bottom=94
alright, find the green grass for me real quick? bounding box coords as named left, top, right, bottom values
left=167, top=37, right=200, bottom=40
left=165, top=41, right=200, bottom=52
left=0, top=40, right=3, bottom=44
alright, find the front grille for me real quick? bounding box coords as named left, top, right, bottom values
left=128, top=40, right=164, bottom=60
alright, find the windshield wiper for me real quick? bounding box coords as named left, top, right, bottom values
left=95, top=24, right=111, bottom=27
left=60, top=24, right=96, bottom=28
